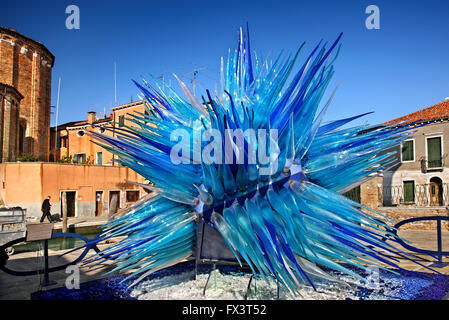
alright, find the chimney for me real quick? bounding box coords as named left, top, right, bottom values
left=88, top=111, right=96, bottom=124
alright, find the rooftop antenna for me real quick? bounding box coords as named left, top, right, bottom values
left=181, top=64, right=209, bottom=96
left=156, top=72, right=171, bottom=91
left=114, top=62, right=117, bottom=106
left=54, top=77, right=61, bottom=157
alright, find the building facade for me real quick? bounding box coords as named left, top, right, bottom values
left=0, top=162, right=146, bottom=218
left=51, top=100, right=148, bottom=165
left=0, top=27, right=54, bottom=161
left=381, top=99, right=449, bottom=208
left=0, top=27, right=152, bottom=219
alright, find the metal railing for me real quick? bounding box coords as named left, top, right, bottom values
left=380, top=183, right=449, bottom=207
left=388, top=216, right=449, bottom=267
left=420, top=156, right=445, bottom=173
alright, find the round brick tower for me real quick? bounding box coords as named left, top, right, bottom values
left=0, top=26, right=54, bottom=161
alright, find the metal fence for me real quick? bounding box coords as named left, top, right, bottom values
left=379, top=183, right=449, bottom=207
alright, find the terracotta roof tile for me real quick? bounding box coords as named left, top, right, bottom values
left=385, top=100, right=449, bottom=125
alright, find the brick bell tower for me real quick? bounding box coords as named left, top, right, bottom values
left=0, top=26, right=54, bottom=162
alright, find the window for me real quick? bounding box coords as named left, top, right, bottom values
left=118, top=115, right=125, bottom=127
left=61, top=136, right=68, bottom=148
left=76, top=130, right=85, bottom=137
left=96, top=152, right=103, bottom=165
left=401, top=140, right=414, bottom=162
left=403, top=181, right=415, bottom=203
left=126, top=190, right=139, bottom=203
left=343, top=186, right=361, bottom=203
left=74, top=153, right=86, bottom=163
left=19, top=124, right=25, bottom=155
left=56, top=136, right=67, bottom=149
left=427, top=137, right=442, bottom=168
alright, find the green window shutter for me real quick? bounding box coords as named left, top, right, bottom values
left=97, top=152, right=103, bottom=165
left=119, top=115, right=125, bottom=127
left=403, top=181, right=415, bottom=202
left=427, top=137, right=442, bottom=167
left=402, top=140, right=414, bottom=161
left=343, top=186, right=361, bottom=203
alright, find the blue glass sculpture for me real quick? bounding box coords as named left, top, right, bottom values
left=83, top=25, right=430, bottom=294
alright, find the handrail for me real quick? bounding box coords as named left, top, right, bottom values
left=390, top=216, right=448, bottom=265
left=0, top=232, right=102, bottom=277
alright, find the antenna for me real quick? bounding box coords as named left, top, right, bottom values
left=156, top=72, right=171, bottom=91
left=156, top=74, right=165, bottom=91
left=114, top=62, right=117, bottom=106
left=54, top=77, right=61, bottom=159
left=180, top=64, right=209, bottom=96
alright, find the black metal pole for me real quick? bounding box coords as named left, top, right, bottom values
left=194, top=214, right=204, bottom=281
left=44, top=240, right=50, bottom=285
left=437, top=218, right=442, bottom=265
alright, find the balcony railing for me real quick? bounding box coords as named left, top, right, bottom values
left=379, top=183, right=449, bottom=207
left=420, top=157, right=444, bottom=173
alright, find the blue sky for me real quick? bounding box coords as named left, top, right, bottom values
left=2, top=0, right=449, bottom=126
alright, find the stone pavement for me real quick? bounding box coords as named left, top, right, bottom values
left=0, top=240, right=120, bottom=299
left=0, top=229, right=448, bottom=300
left=392, top=230, right=449, bottom=273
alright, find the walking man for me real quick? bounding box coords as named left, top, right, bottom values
left=40, top=195, right=53, bottom=223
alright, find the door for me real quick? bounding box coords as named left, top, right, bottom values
left=429, top=177, right=443, bottom=206
left=61, top=191, right=76, bottom=218
left=95, top=191, right=103, bottom=216
left=109, top=191, right=120, bottom=216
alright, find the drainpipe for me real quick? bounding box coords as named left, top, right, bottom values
left=62, top=191, right=68, bottom=233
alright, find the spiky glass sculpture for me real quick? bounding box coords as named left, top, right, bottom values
left=84, top=26, right=424, bottom=294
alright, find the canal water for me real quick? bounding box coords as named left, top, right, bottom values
left=12, top=227, right=103, bottom=253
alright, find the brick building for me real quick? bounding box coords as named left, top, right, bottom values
left=0, top=26, right=54, bottom=162
left=0, top=83, right=23, bottom=162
